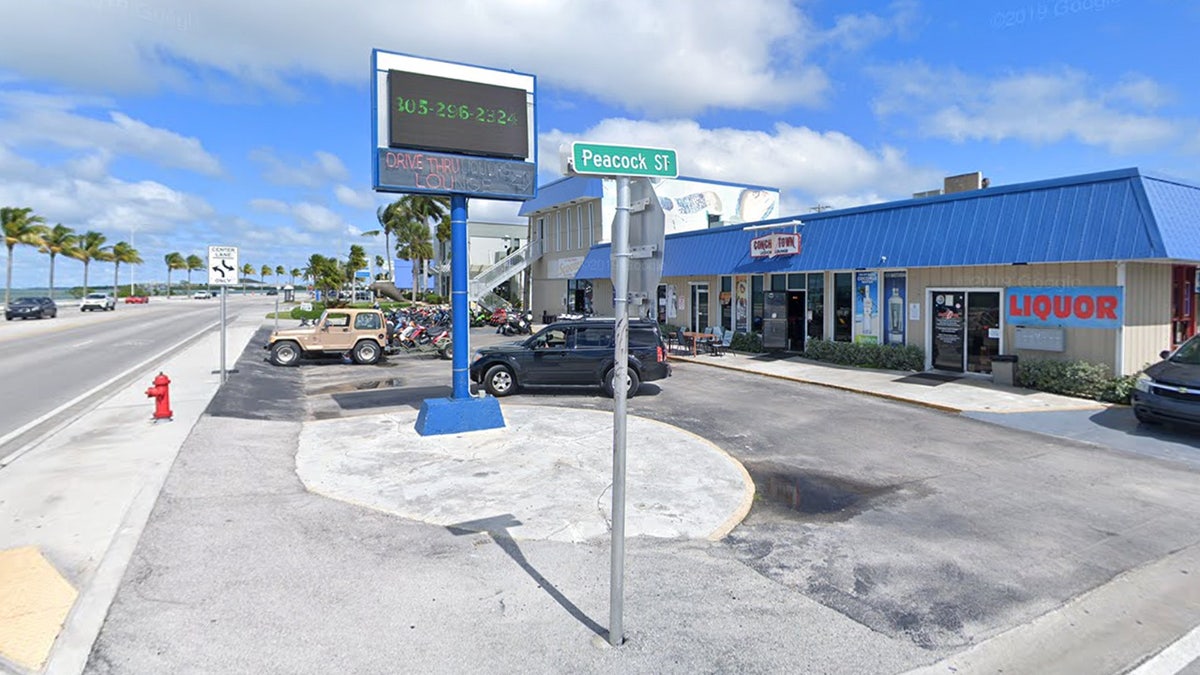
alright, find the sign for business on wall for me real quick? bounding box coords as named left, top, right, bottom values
left=749, top=232, right=801, bottom=258
left=1006, top=286, right=1124, bottom=329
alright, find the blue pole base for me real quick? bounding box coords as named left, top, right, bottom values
left=415, top=396, right=506, bottom=436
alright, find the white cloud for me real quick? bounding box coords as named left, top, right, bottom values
left=334, top=184, right=378, bottom=210
left=248, top=197, right=352, bottom=235
left=0, top=91, right=222, bottom=175
left=821, top=1, right=919, bottom=52
left=249, top=148, right=349, bottom=187
left=540, top=119, right=940, bottom=209
left=0, top=0, right=836, bottom=115
left=871, top=64, right=1181, bottom=154
left=249, top=198, right=288, bottom=213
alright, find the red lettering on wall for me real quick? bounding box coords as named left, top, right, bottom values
left=1074, top=295, right=1094, bottom=319
left=1096, top=295, right=1118, bottom=320
left=1032, top=295, right=1052, bottom=321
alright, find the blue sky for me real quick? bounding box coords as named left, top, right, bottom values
left=1, top=0, right=1197, bottom=289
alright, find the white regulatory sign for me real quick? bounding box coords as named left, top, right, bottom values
left=208, top=245, right=239, bottom=285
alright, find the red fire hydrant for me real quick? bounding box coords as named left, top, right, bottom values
left=145, top=372, right=173, bottom=421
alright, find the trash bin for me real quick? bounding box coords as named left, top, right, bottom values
left=992, top=354, right=1018, bottom=387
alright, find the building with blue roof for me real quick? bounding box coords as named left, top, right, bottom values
left=526, top=167, right=1200, bottom=376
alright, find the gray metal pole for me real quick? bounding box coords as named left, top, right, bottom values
left=609, top=176, right=631, bottom=647
left=220, top=286, right=227, bottom=384
left=274, top=291, right=279, bottom=332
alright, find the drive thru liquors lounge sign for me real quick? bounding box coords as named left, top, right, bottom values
left=750, top=232, right=801, bottom=258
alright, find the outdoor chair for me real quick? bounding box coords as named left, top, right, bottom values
left=711, top=330, right=733, bottom=356
left=674, top=327, right=690, bottom=356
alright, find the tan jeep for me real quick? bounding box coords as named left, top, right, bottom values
left=265, top=308, right=390, bottom=366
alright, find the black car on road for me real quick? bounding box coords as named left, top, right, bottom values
left=470, top=317, right=670, bottom=398
left=1133, top=334, right=1200, bottom=426
left=5, top=297, right=57, bottom=320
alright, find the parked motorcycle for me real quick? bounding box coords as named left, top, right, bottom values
left=392, top=320, right=453, bottom=359
left=498, top=311, right=534, bottom=336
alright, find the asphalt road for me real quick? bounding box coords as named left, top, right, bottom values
left=0, top=295, right=271, bottom=452
left=85, top=327, right=1200, bottom=673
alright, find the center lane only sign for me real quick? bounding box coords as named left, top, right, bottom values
left=570, top=142, right=678, bottom=178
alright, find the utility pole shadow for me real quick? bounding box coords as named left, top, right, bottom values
left=447, top=514, right=607, bottom=639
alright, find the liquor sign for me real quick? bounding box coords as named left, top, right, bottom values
left=749, top=232, right=801, bottom=258
left=1006, top=286, right=1123, bottom=329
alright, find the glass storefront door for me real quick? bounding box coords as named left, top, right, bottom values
left=692, top=284, right=709, bottom=331
left=930, top=290, right=1001, bottom=373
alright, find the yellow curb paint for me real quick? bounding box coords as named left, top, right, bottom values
left=0, top=546, right=78, bottom=671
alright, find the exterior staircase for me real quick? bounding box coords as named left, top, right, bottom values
left=469, top=239, right=542, bottom=303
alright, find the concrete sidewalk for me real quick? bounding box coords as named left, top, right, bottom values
left=668, top=348, right=1108, bottom=414
left=0, top=315, right=260, bottom=674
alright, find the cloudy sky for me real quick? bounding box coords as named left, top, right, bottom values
left=1, top=0, right=1197, bottom=289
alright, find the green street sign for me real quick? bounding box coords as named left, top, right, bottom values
left=570, top=142, right=678, bottom=178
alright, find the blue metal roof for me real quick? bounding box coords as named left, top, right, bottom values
left=517, top=176, right=603, bottom=216
left=575, top=167, right=1200, bottom=279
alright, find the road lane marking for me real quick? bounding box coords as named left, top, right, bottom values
left=1129, top=624, right=1200, bottom=675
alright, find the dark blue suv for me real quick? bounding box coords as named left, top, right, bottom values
left=470, top=317, right=670, bottom=398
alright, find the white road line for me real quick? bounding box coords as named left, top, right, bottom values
left=0, top=319, right=220, bottom=466
left=1129, top=625, right=1200, bottom=675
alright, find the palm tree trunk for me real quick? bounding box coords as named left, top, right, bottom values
left=83, top=261, right=90, bottom=296
left=167, top=269, right=172, bottom=298
left=48, top=253, right=56, bottom=299
left=386, top=232, right=393, bottom=280
left=4, top=244, right=13, bottom=308
left=113, top=262, right=120, bottom=297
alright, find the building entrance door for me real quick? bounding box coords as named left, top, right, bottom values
left=929, top=290, right=1002, bottom=373
left=787, top=290, right=806, bottom=351
left=691, top=284, right=709, bottom=331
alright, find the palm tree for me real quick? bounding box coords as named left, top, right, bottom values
left=275, top=265, right=285, bottom=280
left=395, top=218, right=434, bottom=303
left=70, top=231, right=110, bottom=296
left=185, top=254, right=204, bottom=289
left=346, top=244, right=367, bottom=284
left=38, top=223, right=76, bottom=300
left=365, top=202, right=402, bottom=281
left=164, top=252, right=185, bottom=298
left=290, top=267, right=300, bottom=286
left=399, top=195, right=448, bottom=302
left=110, top=241, right=142, bottom=297
left=261, top=264, right=273, bottom=290
left=241, top=262, right=254, bottom=294
left=2, top=207, right=48, bottom=307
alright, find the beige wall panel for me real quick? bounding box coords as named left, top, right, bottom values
left=1122, top=263, right=1172, bottom=373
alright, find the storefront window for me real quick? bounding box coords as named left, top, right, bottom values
left=720, top=276, right=732, bottom=331
left=834, top=272, right=852, bottom=342
left=752, top=275, right=764, bottom=332
left=807, top=273, right=825, bottom=341
left=566, top=279, right=593, bottom=314
left=787, top=273, right=805, bottom=290
left=771, top=275, right=786, bottom=291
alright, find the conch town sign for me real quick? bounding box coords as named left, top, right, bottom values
left=749, top=232, right=801, bottom=258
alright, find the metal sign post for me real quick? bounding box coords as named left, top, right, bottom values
left=608, top=175, right=631, bottom=647
left=220, top=286, right=227, bottom=383
left=207, top=245, right=239, bottom=384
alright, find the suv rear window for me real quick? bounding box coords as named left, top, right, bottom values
left=574, top=325, right=613, bottom=348
left=629, top=327, right=661, bottom=348
left=354, top=313, right=381, bottom=330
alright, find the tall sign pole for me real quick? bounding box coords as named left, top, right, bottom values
left=450, top=194, right=470, bottom=399
left=609, top=176, right=631, bottom=646
left=566, top=140, right=673, bottom=647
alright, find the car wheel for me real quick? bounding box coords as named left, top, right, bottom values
left=352, top=340, right=381, bottom=365
left=270, top=341, right=301, bottom=367
left=604, top=367, right=641, bottom=398
left=483, top=364, right=515, bottom=397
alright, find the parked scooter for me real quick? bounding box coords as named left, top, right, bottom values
left=392, top=320, right=453, bottom=359
left=498, top=310, right=534, bottom=336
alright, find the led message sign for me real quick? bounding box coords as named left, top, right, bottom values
left=387, top=70, right=529, bottom=159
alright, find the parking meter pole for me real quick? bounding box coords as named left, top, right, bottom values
left=609, top=175, right=631, bottom=647
left=219, top=286, right=227, bottom=384
left=450, top=194, right=470, bottom=400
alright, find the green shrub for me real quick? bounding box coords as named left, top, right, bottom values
left=290, top=302, right=325, bottom=321
left=802, top=339, right=925, bottom=371
left=729, top=331, right=763, bottom=353
left=1017, top=358, right=1136, bottom=404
